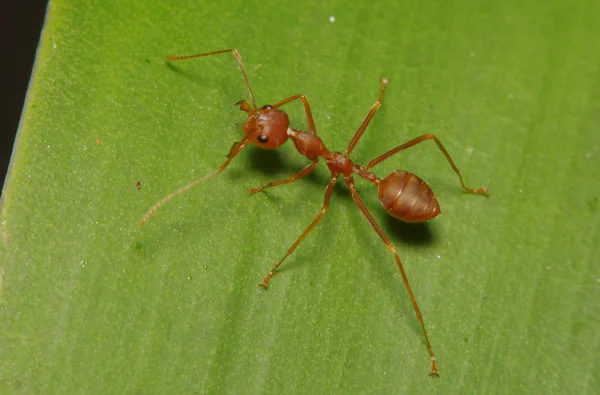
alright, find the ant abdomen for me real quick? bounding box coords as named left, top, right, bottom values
left=378, top=170, right=441, bottom=223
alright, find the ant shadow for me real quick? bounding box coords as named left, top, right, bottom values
left=165, top=62, right=241, bottom=101
left=166, top=62, right=210, bottom=85
left=245, top=147, right=289, bottom=177
left=383, top=217, right=435, bottom=245
left=240, top=147, right=360, bottom=205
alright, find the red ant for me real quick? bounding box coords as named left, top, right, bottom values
left=141, top=49, right=489, bottom=377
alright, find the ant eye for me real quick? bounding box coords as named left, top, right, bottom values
left=257, top=135, right=268, bottom=143
left=261, top=105, right=273, bottom=110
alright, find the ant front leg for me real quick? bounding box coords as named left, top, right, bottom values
left=248, top=160, right=318, bottom=195
left=365, top=133, right=489, bottom=196
left=272, top=94, right=317, bottom=134
left=346, top=77, right=389, bottom=156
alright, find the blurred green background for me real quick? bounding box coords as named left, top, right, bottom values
left=1, top=0, right=598, bottom=393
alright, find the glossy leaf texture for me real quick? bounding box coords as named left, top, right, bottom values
left=1, top=1, right=598, bottom=393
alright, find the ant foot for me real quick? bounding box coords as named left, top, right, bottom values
left=478, top=186, right=490, bottom=196
left=429, top=359, right=439, bottom=377
left=259, top=272, right=275, bottom=289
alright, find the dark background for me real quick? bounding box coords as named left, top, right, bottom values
left=1, top=1, right=48, bottom=191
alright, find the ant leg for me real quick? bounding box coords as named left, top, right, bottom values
left=344, top=175, right=439, bottom=377
left=141, top=139, right=250, bottom=226
left=166, top=49, right=257, bottom=109
left=345, top=78, right=389, bottom=156
left=248, top=160, right=318, bottom=195
left=365, top=133, right=489, bottom=195
left=260, top=175, right=338, bottom=288
left=272, top=94, right=317, bottom=134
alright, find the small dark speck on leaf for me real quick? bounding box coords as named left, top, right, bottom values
left=136, top=181, right=141, bottom=190
left=464, top=337, right=469, bottom=343
left=135, top=242, right=143, bottom=250
left=145, top=59, right=151, bottom=64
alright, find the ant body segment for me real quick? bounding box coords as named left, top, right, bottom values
left=141, top=49, right=489, bottom=376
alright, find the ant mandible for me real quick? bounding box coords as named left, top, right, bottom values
left=140, top=49, right=489, bottom=377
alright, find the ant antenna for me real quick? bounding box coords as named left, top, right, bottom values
left=166, top=49, right=258, bottom=109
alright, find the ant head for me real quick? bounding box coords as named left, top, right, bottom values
left=236, top=102, right=290, bottom=149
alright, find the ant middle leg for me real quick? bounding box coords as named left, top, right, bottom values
left=260, top=174, right=338, bottom=288
left=248, top=161, right=319, bottom=195
left=365, top=133, right=489, bottom=195
left=345, top=77, right=389, bottom=156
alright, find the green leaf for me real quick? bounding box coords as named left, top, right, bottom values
left=1, top=0, right=598, bottom=393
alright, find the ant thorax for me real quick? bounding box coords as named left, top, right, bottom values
left=286, top=128, right=326, bottom=159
